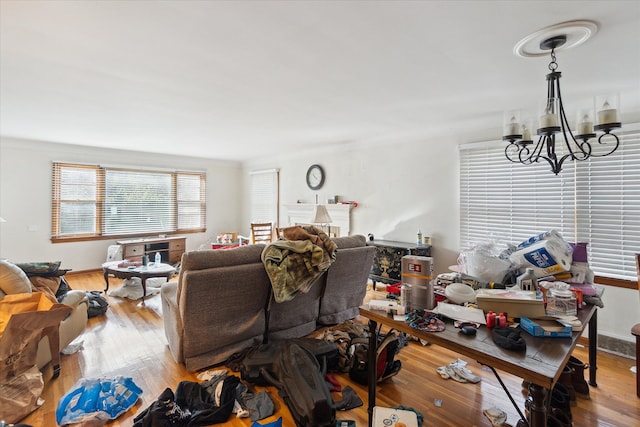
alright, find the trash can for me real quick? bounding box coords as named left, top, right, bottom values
left=401, top=255, right=434, bottom=310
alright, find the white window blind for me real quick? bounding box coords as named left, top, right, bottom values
left=250, top=169, right=279, bottom=225
left=460, top=124, right=640, bottom=281
left=104, top=170, right=173, bottom=235
left=574, top=126, right=640, bottom=280
left=52, top=163, right=206, bottom=240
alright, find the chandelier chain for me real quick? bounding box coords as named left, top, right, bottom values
left=548, top=48, right=558, bottom=71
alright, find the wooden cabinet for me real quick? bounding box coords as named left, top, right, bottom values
left=116, top=236, right=186, bottom=265
left=367, top=240, right=432, bottom=288
left=168, top=238, right=186, bottom=264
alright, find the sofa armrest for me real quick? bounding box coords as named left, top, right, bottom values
left=161, top=281, right=184, bottom=364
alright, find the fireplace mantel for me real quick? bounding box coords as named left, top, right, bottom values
left=283, top=203, right=353, bottom=236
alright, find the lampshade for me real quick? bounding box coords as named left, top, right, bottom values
left=310, top=205, right=332, bottom=224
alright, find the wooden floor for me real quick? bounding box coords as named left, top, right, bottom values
left=21, top=271, right=640, bottom=427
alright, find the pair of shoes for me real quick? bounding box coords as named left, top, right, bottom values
left=550, top=383, right=572, bottom=424
left=548, top=407, right=572, bottom=427
left=558, top=365, right=577, bottom=405
left=567, top=355, right=591, bottom=399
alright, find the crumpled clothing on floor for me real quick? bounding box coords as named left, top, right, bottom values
left=333, top=385, right=363, bottom=410
left=436, top=359, right=481, bottom=383
left=243, top=390, right=275, bottom=422
left=483, top=406, right=508, bottom=426
left=133, top=376, right=240, bottom=426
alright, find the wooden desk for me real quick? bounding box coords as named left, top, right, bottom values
left=359, top=304, right=598, bottom=427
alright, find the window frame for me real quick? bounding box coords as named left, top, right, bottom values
left=51, top=162, right=206, bottom=243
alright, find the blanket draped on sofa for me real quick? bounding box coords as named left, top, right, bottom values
left=261, top=226, right=337, bottom=303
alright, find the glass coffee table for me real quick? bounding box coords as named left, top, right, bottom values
left=102, top=261, right=176, bottom=301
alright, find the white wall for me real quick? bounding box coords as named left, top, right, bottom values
left=0, top=137, right=242, bottom=271
left=242, top=137, right=461, bottom=276
left=243, top=136, right=639, bottom=348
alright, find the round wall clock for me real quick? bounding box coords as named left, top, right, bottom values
left=306, top=164, right=325, bottom=190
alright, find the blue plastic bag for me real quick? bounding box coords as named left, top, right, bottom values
left=56, top=376, right=142, bottom=425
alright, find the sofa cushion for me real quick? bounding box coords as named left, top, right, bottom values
left=0, top=260, right=32, bottom=295
left=332, top=235, right=366, bottom=249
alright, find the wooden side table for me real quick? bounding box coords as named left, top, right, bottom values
left=102, top=261, right=176, bottom=301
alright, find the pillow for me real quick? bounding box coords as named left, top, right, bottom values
left=0, top=260, right=33, bottom=295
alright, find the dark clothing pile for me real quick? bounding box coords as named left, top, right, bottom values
left=133, top=376, right=240, bottom=426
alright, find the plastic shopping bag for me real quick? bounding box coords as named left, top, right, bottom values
left=56, top=376, right=142, bottom=425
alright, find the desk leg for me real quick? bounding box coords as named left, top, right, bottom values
left=528, top=384, right=548, bottom=427
left=368, top=319, right=377, bottom=427
left=103, top=269, right=110, bottom=293
left=588, top=308, right=598, bottom=387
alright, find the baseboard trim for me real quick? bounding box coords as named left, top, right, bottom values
left=579, top=335, right=635, bottom=359
left=67, top=268, right=103, bottom=276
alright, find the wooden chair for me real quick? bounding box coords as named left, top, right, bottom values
left=632, top=253, right=640, bottom=397
left=250, top=222, right=274, bottom=244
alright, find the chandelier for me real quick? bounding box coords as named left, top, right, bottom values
left=503, top=23, right=621, bottom=175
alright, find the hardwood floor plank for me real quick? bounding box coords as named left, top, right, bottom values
left=18, top=272, right=640, bottom=426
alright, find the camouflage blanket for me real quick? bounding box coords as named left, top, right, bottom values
left=261, top=226, right=337, bottom=302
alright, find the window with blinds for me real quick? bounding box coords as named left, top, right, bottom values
left=52, top=163, right=206, bottom=241
left=249, top=169, right=279, bottom=226
left=459, top=123, right=640, bottom=282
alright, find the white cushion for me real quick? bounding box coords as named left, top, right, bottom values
left=0, top=259, right=32, bottom=295
left=60, top=290, right=88, bottom=307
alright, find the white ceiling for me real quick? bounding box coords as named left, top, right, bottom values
left=1, top=1, right=639, bottom=161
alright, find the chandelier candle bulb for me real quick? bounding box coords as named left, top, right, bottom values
left=539, top=113, right=558, bottom=128
left=595, top=94, right=620, bottom=127
left=597, top=107, right=618, bottom=126
left=503, top=110, right=522, bottom=138
left=506, top=121, right=520, bottom=136
left=522, top=125, right=532, bottom=141
left=577, top=121, right=593, bottom=136
left=576, top=110, right=594, bottom=136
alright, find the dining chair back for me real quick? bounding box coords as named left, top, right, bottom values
left=251, top=222, right=274, bottom=244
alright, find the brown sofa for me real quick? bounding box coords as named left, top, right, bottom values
left=161, top=234, right=375, bottom=372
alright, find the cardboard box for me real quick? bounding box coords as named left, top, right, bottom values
left=475, top=289, right=545, bottom=319
left=0, top=292, right=72, bottom=423
left=520, top=317, right=572, bottom=338
left=373, top=406, right=419, bottom=427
